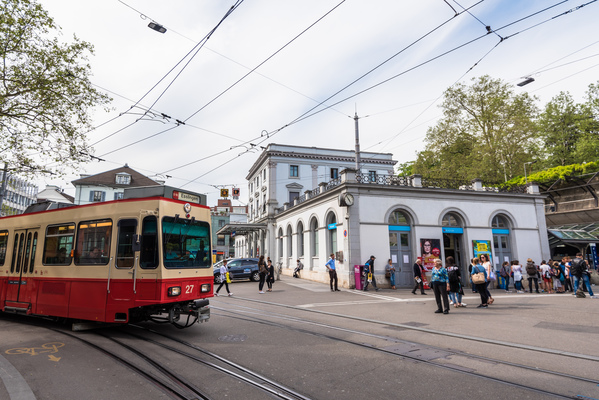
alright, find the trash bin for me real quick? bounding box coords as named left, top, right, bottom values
left=354, top=265, right=364, bottom=290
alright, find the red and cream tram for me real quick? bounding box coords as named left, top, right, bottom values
left=0, top=186, right=213, bottom=328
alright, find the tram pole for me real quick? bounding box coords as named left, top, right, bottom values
left=0, top=163, right=8, bottom=217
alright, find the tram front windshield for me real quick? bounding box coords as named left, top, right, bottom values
left=162, top=216, right=211, bottom=269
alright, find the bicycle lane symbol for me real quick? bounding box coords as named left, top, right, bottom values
left=5, top=342, right=65, bottom=362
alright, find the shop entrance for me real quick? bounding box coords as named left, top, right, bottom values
left=389, top=230, right=413, bottom=287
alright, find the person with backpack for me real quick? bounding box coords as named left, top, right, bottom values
left=499, top=261, right=511, bottom=292
left=446, top=256, right=466, bottom=307
left=511, top=260, right=524, bottom=293
left=571, top=253, right=595, bottom=298
left=526, top=258, right=540, bottom=294
left=539, top=259, right=553, bottom=294
left=363, top=255, right=380, bottom=291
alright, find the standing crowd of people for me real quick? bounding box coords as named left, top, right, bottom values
left=493, top=253, right=595, bottom=298
left=214, top=252, right=596, bottom=302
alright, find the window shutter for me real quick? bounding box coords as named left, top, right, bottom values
left=89, top=191, right=94, bottom=202
left=101, top=192, right=106, bottom=202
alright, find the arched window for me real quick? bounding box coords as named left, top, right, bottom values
left=492, top=215, right=509, bottom=228
left=388, top=210, right=409, bottom=225
left=277, top=228, right=283, bottom=260
left=286, top=225, right=293, bottom=259
left=442, top=213, right=461, bottom=227
left=310, top=218, right=319, bottom=257
left=326, top=212, right=337, bottom=255
left=297, top=221, right=304, bottom=257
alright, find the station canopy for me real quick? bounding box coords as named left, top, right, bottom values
left=547, top=223, right=599, bottom=247
left=216, top=223, right=267, bottom=236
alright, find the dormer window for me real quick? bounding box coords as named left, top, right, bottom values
left=116, top=173, right=131, bottom=185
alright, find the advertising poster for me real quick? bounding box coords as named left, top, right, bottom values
left=472, top=240, right=492, bottom=263
left=420, top=239, right=441, bottom=289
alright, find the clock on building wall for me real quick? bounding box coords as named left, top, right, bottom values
left=339, top=193, right=354, bottom=207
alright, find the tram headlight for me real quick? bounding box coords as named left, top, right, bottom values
left=167, top=286, right=181, bottom=296
left=200, top=284, right=211, bottom=293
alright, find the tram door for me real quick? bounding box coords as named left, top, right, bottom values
left=108, top=219, right=138, bottom=318
left=6, top=229, right=39, bottom=307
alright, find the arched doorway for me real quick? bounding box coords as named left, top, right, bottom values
left=388, top=209, right=413, bottom=287
left=492, top=214, right=513, bottom=268
left=442, top=212, right=465, bottom=268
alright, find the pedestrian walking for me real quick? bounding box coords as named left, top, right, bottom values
left=258, top=255, right=267, bottom=294
left=325, top=253, right=340, bottom=292
left=411, top=258, right=426, bottom=295
left=363, top=255, right=380, bottom=291
left=214, top=259, right=232, bottom=297
left=431, top=259, right=450, bottom=314
left=386, top=259, right=396, bottom=289
left=266, top=259, right=275, bottom=292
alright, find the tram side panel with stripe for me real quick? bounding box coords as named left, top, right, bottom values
left=0, top=186, right=213, bottom=328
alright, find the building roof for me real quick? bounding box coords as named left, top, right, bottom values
left=246, top=143, right=396, bottom=179
left=36, top=185, right=74, bottom=204
left=71, top=164, right=160, bottom=188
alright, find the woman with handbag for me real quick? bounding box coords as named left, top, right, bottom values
left=470, top=258, right=488, bottom=308
left=480, top=254, right=494, bottom=304
left=258, top=255, right=267, bottom=294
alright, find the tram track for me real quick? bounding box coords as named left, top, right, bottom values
left=211, top=297, right=599, bottom=399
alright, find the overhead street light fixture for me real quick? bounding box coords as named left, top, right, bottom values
left=517, top=77, right=535, bottom=87
left=148, top=22, right=167, bottom=33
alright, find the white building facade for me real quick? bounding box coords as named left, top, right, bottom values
left=230, top=144, right=550, bottom=288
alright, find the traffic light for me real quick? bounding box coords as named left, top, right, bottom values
left=220, top=188, right=229, bottom=198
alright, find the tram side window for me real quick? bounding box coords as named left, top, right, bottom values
left=140, top=216, right=158, bottom=269
left=117, top=219, right=137, bottom=268
left=75, top=219, right=112, bottom=265
left=0, top=230, right=8, bottom=265
left=43, top=224, right=75, bottom=265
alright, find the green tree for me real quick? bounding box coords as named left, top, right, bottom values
left=0, top=0, right=110, bottom=176
left=537, top=91, right=592, bottom=166
left=413, top=75, right=539, bottom=182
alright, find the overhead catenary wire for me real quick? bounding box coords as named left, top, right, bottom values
left=180, top=0, right=597, bottom=186
left=95, top=1, right=349, bottom=160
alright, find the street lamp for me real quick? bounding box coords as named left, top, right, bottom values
left=517, top=77, right=535, bottom=87
left=148, top=21, right=167, bottom=33
left=524, top=161, right=537, bottom=183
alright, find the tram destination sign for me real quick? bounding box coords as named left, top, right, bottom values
left=172, top=190, right=200, bottom=204
left=124, top=186, right=206, bottom=205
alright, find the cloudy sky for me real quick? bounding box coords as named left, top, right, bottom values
left=39, top=0, right=599, bottom=205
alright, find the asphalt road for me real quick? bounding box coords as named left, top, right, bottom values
left=1, top=276, right=598, bottom=400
